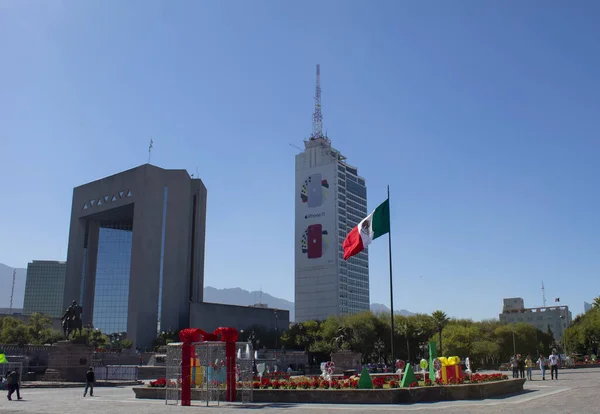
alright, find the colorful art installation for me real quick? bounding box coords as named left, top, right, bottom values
left=428, top=341, right=437, bottom=381
left=437, top=356, right=464, bottom=384
left=178, top=327, right=239, bottom=406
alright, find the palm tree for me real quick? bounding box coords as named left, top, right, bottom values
left=431, top=310, right=449, bottom=356
left=593, top=297, right=600, bottom=308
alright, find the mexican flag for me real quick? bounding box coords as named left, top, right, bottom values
left=343, top=199, right=390, bottom=260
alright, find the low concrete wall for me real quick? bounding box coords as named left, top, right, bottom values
left=133, top=379, right=525, bottom=404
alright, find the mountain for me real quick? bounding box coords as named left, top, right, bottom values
left=0, top=263, right=26, bottom=309
left=204, top=287, right=295, bottom=321
left=370, top=303, right=415, bottom=316
left=0, top=262, right=414, bottom=322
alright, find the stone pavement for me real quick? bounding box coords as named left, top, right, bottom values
left=1, top=367, right=598, bottom=414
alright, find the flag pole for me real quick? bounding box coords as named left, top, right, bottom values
left=387, top=185, right=395, bottom=363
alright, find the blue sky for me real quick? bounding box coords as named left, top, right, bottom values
left=1, top=0, right=599, bottom=319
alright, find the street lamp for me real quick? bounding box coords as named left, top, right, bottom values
left=512, top=326, right=516, bottom=356
left=274, top=309, right=279, bottom=351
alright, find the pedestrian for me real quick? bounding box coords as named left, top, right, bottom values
left=525, top=354, right=533, bottom=380
left=6, top=369, right=22, bottom=400
left=517, top=354, right=525, bottom=379
left=537, top=354, right=547, bottom=380
left=83, top=367, right=95, bottom=397
left=549, top=349, right=559, bottom=380
left=510, top=355, right=518, bottom=378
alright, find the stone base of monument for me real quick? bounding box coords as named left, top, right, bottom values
left=41, top=369, right=63, bottom=382
left=44, top=341, right=94, bottom=382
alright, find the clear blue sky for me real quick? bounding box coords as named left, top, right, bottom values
left=1, top=0, right=599, bottom=319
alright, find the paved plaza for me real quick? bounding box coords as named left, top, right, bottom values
left=1, top=368, right=599, bottom=414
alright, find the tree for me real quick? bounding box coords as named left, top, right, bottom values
left=431, top=310, right=449, bottom=356
left=0, top=317, right=31, bottom=346
left=593, top=297, right=600, bottom=309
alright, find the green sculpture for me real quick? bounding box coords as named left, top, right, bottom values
left=428, top=341, right=438, bottom=382
left=400, top=363, right=417, bottom=387
left=357, top=365, right=373, bottom=389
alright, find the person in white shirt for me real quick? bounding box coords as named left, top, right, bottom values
left=548, top=350, right=559, bottom=380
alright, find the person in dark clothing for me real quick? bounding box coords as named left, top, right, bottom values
left=6, top=369, right=22, bottom=400
left=517, top=354, right=525, bottom=379
left=84, top=367, right=95, bottom=397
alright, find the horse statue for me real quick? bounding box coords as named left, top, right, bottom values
left=61, top=300, right=83, bottom=338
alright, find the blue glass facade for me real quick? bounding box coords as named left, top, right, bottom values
left=92, top=222, right=133, bottom=335
left=337, top=162, right=369, bottom=314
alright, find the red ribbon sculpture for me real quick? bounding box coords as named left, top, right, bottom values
left=178, top=327, right=239, bottom=406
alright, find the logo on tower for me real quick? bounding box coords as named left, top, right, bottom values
left=300, top=173, right=329, bottom=208
left=300, top=224, right=329, bottom=259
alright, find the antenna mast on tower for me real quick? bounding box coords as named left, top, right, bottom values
left=9, top=269, right=16, bottom=313
left=311, top=64, right=323, bottom=139
left=541, top=281, right=547, bottom=307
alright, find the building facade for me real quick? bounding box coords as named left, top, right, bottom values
left=584, top=301, right=592, bottom=313
left=499, top=298, right=572, bottom=341
left=294, top=67, right=369, bottom=322
left=22, top=261, right=67, bottom=318
left=63, top=164, right=207, bottom=348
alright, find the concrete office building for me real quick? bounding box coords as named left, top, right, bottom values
left=295, top=65, right=369, bottom=322
left=23, top=261, right=67, bottom=318
left=584, top=301, right=593, bottom=313
left=64, top=164, right=207, bottom=347
left=499, top=298, right=572, bottom=341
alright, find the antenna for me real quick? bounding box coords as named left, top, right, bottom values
left=148, top=138, right=154, bottom=164
left=9, top=269, right=16, bottom=313
left=311, top=64, right=323, bottom=139
left=541, top=281, right=547, bottom=307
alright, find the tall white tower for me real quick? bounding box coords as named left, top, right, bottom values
left=294, top=65, right=369, bottom=322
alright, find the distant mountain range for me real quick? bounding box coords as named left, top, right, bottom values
left=370, top=303, right=415, bottom=317
left=204, top=287, right=295, bottom=320
left=0, top=263, right=412, bottom=321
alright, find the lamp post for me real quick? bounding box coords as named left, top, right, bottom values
left=512, top=327, right=516, bottom=356
left=274, top=309, right=279, bottom=352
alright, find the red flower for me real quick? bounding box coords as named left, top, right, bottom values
left=149, top=378, right=167, bottom=387
left=372, top=377, right=386, bottom=389
left=409, top=381, right=419, bottom=388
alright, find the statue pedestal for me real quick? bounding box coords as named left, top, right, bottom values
left=45, top=342, right=94, bottom=382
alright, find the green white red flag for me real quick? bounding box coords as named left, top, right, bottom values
left=342, top=199, right=390, bottom=260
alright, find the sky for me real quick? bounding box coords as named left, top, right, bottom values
left=1, top=0, right=599, bottom=320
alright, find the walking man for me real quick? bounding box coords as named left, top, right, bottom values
left=6, top=369, right=22, bottom=400
left=83, top=367, right=95, bottom=397
left=549, top=349, right=559, bottom=380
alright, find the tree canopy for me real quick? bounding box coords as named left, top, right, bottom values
left=563, top=303, right=600, bottom=357
left=279, top=311, right=555, bottom=368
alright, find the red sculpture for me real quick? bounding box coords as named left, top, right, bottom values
left=178, top=327, right=239, bottom=406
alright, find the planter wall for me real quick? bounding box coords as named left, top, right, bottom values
left=133, top=379, right=525, bottom=404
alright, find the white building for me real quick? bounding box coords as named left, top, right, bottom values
left=294, top=66, right=369, bottom=322
left=499, top=298, right=572, bottom=341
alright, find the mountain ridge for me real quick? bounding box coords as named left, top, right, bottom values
left=0, top=263, right=413, bottom=321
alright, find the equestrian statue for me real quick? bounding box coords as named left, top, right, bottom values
left=61, top=300, right=83, bottom=338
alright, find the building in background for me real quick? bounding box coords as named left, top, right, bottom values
left=584, top=301, right=592, bottom=313
left=295, top=65, right=369, bottom=322
left=23, top=261, right=66, bottom=318
left=499, top=297, right=572, bottom=341
left=63, top=164, right=207, bottom=348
